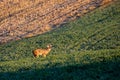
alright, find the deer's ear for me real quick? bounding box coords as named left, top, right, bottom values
left=50, top=44, right=52, bottom=47
left=47, top=45, right=50, bottom=48
left=47, top=44, right=52, bottom=48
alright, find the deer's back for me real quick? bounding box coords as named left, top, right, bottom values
left=33, top=48, right=49, bottom=55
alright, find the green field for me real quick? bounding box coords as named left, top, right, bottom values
left=0, top=1, right=120, bottom=80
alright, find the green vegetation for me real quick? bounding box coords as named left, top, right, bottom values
left=0, top=1, right=120, bottom=80
left=0, top=49, right=120, bottom=80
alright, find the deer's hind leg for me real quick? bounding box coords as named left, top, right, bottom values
left=43, top=54, right=46, bottom=57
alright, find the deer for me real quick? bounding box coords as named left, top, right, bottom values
left=32, top=44, right=52, bottom=58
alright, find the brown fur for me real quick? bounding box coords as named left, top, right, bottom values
left=33, top=45, right=52, bottom=58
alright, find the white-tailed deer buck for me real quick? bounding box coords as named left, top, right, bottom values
left=32, top=44, right=52, bottom=58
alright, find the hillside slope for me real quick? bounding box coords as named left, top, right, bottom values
left=0, top=1, right=120, bottom=80
left=0, top=0, right=119, bottom=61
left=0, top=0, right=113, bottom=44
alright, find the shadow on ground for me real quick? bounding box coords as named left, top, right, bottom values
left=0, top=59, right=120, bottom=80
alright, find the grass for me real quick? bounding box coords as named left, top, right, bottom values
left=0, top=49, right=120, bottom=80
left=0, top=1, right=120, bottom=80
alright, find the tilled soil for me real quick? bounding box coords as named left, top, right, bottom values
left=0, top=0, right=112, bottom=44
